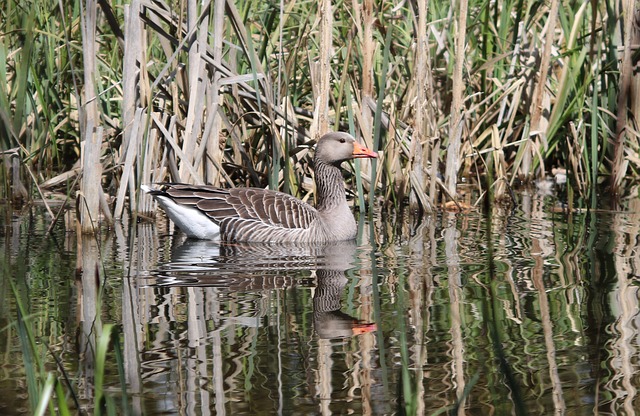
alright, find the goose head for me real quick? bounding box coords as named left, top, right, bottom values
left=315, top=132, right=378, bottom=166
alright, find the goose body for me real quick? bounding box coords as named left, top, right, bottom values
left=142, top=132, right=377, bottom=243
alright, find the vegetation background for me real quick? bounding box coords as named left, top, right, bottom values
left=4, top=1, right=640, bottom=413
left=2, top=0, right=639, bottom=230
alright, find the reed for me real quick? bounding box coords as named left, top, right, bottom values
left=444, top=0, right=468, bottom=200
left=0, top=0, right=636, bottom=218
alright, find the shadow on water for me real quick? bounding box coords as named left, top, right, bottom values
left=4, top=193, right=640, bottom=414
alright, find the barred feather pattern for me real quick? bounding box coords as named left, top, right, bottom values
left=145, top=132, right=375, bottom=243
left=153, top=184, right=332, bottom=243
left=314, top=159, right=347, bottom=212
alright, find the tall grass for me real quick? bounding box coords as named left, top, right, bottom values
left=0, top=0, right=637, bottom=223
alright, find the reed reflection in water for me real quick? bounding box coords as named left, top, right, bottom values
left=6, top=195, right=640, bottom=414
left=133, top=235, right=378, bottom=415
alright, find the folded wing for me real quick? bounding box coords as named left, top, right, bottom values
left=157, top=184, right=321, bottom=242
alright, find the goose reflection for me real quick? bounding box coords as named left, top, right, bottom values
left=150, top=237, right=376, bottom=339
left=313, top=242, right=377, bottom=339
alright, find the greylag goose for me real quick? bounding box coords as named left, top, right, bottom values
left=142, top=132, right=377, bottom=243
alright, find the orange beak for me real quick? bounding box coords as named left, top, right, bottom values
left=352, top=141, right=378, bottom=158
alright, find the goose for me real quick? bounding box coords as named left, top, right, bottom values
left=142, top=132, right=377, bottom=243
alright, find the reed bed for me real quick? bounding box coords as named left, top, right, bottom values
left=5, top=1, right=640, bottom=412
left=1, top=0, right=638, bottom=220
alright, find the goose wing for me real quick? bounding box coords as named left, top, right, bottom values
left=157, top=184, right=320, bottom=239
left=198, top=187, right=319, bottom=229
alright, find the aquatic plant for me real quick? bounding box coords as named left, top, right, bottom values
left=0, top=0, right=636, bottom=228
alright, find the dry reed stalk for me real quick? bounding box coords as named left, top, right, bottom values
left=611, top=0, right=640, bottom=192
left=117, top=0, right=142, bottom=220
left=138, top=122, right=161, bottom=213
left=354, top=0, right=375, bottom=143
left=115, top=108, right=143, bottom=219
left=444, top=0, right=468, bottom=200
left=2, top=151, right=28, bottom=203
left=79, top=126, right=103, bottom=231
left=524, top=0, right=559, bottom=181
left=490, top=125, right=508, bottom=199
left=410, top=0, right=433, bottom=213
left=627, top=7, right=640, bottom=130
left=204, top=0, right=226, bottom=186
left=122, top=0, right=141, bottom=150
left=568, top=122, right=585, bottom=196
left=180, top=0, right=211, bottom=183
left=79, top=0, right=103, bottom=233
left=361, top=0, right=376, bottom=189
left=309, top=0, right=333, bottom=140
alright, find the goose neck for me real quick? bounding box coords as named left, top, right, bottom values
left=314, top=159, right=347, bottom=212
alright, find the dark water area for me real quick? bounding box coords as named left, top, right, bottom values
left=2, top=192, right=640, bottom=415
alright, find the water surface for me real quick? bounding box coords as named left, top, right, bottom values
left=2, top=193, right=640, bottom=414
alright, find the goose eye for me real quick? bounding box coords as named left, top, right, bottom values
left=339, top=138, right=346, bottom=143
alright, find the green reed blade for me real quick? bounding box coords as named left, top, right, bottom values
left=94, top=323, right=114, bottom=415
left=13, top=9, right=36, bottom=146
left=369, top=23, right=393, bottom=213
left=55, top=378, right=72, bottom=416
left=34, top=373, right=55, bottom=416
left=10, top=277, right=42, bottom=412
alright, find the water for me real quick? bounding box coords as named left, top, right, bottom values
left=2, top=193, right=640, bottom=415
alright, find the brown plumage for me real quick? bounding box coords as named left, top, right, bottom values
left=143, top=132, right=377, bottom=243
